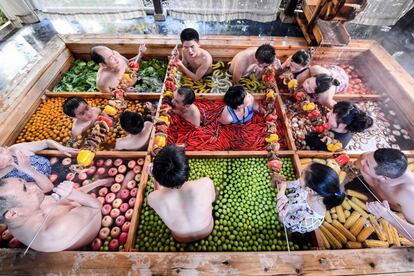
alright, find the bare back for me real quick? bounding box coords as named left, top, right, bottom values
left=229, top=47, right=258, bottom=83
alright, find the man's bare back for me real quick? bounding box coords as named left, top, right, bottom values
left=173, top=105, right=201, bottom=128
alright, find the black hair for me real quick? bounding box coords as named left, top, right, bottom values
left=120, top=111, right=144, bottom=135
left=177, top=87, right=195, bottom=105
left=180, top=28, right=199, bottom=43
left=63, top=96, right=88, bottom=117
left=304, top=163, right=345, bottom=209
left=90, top=47, right=105, bottom=64
left=291, top=50, right=311, bottom=67
left=255, top=44, right=276, bottom=65
left=374, top=148, right=408, bottom=179
left=315, top=73, right=340, bottom=94
left=224, top=85, right=246, bottom=109
left=152, top=145, right=189, bottom=188
left=333, top=101, right=373, bottom=132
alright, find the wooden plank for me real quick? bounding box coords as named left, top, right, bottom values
left=279, top=93, right=383, bottom=101
left=46, top=55, right=74, bottom=91
left=1, top=248, right=414, bottom=275
left=37, top=150, right=147, bottom=158
left=276, top=94, right=297, bottom=151
left=195, top=93, right=266, bottom=100
left=45, top=91, right=162, bottom=101
left=0, top=48, right=73, bottom=146
left=184, top=151, right=291, bottom=157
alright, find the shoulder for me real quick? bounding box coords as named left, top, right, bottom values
left=200, top=48, right=212, bottom=61
left=147, top=191, right=160, bottom=207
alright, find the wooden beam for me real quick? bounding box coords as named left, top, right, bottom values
left=184, top=151, right=295, bottom=157
left=45, top=91, right=162, bottom=101
left=1, top=248, right=413, bottom=275
left=37, top=150, right=146, bottom=158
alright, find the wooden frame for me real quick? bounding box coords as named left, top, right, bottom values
left=1, top=34, right=414, bottom=274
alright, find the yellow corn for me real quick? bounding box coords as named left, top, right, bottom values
left=369, top=215, right=386, bottom=241
left=336, top=205, right=346, bottom=223
left=323, top=222, right=347, bottom=244
left=342, top=200, right=351, bottom=210
left=330, top=208, right=336, bottom=214
left=357, top=226, right=374, bottom=242
left=380, top=219, right=394, bottom=244
left=346, top=189, right=368, bottom=201
left=344, top=210, right=351, bottom=218
left=332, top=214, right=338, bottom=220
left=390, top=224, right=401, bottom=246
left=320, top=225, right=342, bottom=249
left=332, top=220, right=356, bottom=242
left=325, top=211, right=333, bottom=223
left=318, top=229, right=331, bottom=249
left=344, top=211, right=361, bottom=229
left=346, top=241, right=362, bottom=249
left=351, top=196, right=368, bottom=211
left=363, top=240, right=389, bottom=248
left=339, top=171, right=347, bottom=184
left=350, top=217, right=367, bottom=236
left=399, top=238, right=414, bottom=246
left=347, top=198, right=369, bottom=218
left=313, top=158, right=326, bottom=165
left=300, top=158, right=313, bottom=165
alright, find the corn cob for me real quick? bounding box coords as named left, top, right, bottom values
left=336, top=205, right=346, bottom=223
left=380, top=219, right=394, bottom=244
left=399, top=238, right=414, bottom=246
left=390, top=224, right=401, bottom=246
left=300, top=158, right=313, bottom=165
left=344, top=210, right=351, bottom=218
left=325, top=211, right=333, bottom=223
left=342, top=200, right=351, bottom=210
left=332, top=213, right=338, bottom=220
left=320, top=225, right=342, bottom=249
left=350, top=217, right=367, bottom=236
left=330, top=208, right=336, bottom=214
left=347, top=198, right=369, bottom=218
left=346, top=189, right=368, bottom=201
left=332, top=220, right=356, bottom=242
left=339, top=171, right=347, bottom=184
left=344, top=211, right=361, bottom=229
left=350, top=196, right=368, bottom=211
left=318, top=229, right=331, bottom=249
left=357, top=226, right=374, bottom=242
left=369, top=215, right=386, bottom=241
left=363, top=240, right=389, bottom=248
left=323, top=222, right=347, bottom=244
left=346, top=241, right=362, bottom=249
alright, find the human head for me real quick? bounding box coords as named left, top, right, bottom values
left=0, top=147, right=14, bottom=170
left=224, top=85, right=247, bottom=110
left=302, top=163, right=345, bottom=209
left=0, top=178, right=44, bottom=225
left=120, top=111, right=144, bottom=135
left=327, top=101, right=373, bottom=133
left=152, top=145, right=189, bottom=189
left=172, top=87, right=195, bottom=110
left=360, top=149, right=407, bottom=181
left=255, top=44, right=276, bottom=68
left=90, top=46, right=120, bottom=71
left=303, top=74, right=340, bottom=94
left=180, top=28, right=200, bottom=58
left=63, top=96, right=95, bottom=121
left=290, top=50, right=311, bottom=73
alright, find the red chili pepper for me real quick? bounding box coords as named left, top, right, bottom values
left=294, top=91, right=306, bottom=101
left=263, top=75, right=273, bottom=83
left=266, top=114, right=278, bottom=122
left=165, top=80, right=176, bottom=90
left=128, top=61, right=140, bottom=69
left=335, top=153, right=350, bottom=167
left=314, top=124, right=325, bottom=133
left=307, top=109, right=321, bottom=118
left=97, top=115, right=113, bottom=127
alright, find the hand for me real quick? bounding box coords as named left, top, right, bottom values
left=57, top=144, right=79, bottom=157
left=277, top=194, right=288, bottom=217
left=171, top=47, right=179, bottom=58
left=52, top=181, right=73, bottom=201
left=138, top=44, right=147, bottom=54
left=11, top=150, right=33, bottom=174
left=277, top=182, right=287, bottom=193
left=366, top=200, right=391, bottom=220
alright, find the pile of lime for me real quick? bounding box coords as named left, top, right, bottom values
left=136, top=157, right=311, bottom=251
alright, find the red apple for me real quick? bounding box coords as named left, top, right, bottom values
left=130, top=187, right=138, bottom=197
left=120, top=202, right=129, bottom=213
left=119, top=189, right=130, bottom=200
left=118, top=165, right=127, bottom=174
left=134, top=174, right=141, bottom=182
left=125, top=209, right=134, bottom=220
left=108, top=168, right=118, bottom=177
left=115, top=215, right=126, bottom=227
left=90, top=192, right=97, bottom=198
left=110, top=183, right=121, bottom=193
left=127, top=160, right=136, bottom=169
left=115, top=174, right=124, bottom=183
left=128, top=197, right=136, bottom=208
left=126, top=180, right=137, bottom=190
left=98, top=187, right=109, bottom=197
left=8, top=238, right=22, bottom=248
left=122, top=221, right=131, bottom=232
left=1, top=229, right=12, bottom=240
left=83, top=179, right=92, bottom=186
left=137, top=158, right=144, bottom=166
left=119, top=232, right=128, bottom=245
left=111, top=226, right=121, bottom=238
left=105, top=193, right=116, bottom=204
left=66, top=173, right=75, bottom=181
left=97, top=196, right=105, bottom=204
left=96, top=159, right=104, bottom=167
left=99, top=227, right=110, bottom=239
left=112, top=198, right=123, bottom=209
left=102, top=204, right=112, bottom=215
left=86, top=166, right=96, bottom=175
left=78, top=171, right=88, bottom=181
left=114, top=158, right=123, bottom=167
left=50, top=157, right=59, bottom=165
left=97, top=167, right=106, bottom=176
left=49, top=174, right=58, bottom=183
left=108, top=238, right=119, bottom=251
left=110, top=208, right=121, bottom=219
left=91, top=238, right=102, bottom=251
left=104, top=159, right=113, bottom=167
left=62, top=157, right=72, bottom=166
left=133, top=165, right=142, bottom=174
left=101, top=216, right=113, bottom=227
left=0, top=223, right=7, bottom=234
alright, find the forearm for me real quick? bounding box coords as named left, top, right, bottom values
left=179, top=65, right=200, bottom=81
left=129, top=52, right=143, bottom=63
left=67, top=189, right=102, bottom=209
left=385, top=214, right=414, bottom=243
left=27, top=168, right=54, bottom=192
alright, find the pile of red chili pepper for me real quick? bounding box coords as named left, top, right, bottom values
left=167, top=100, right=288, bottom=151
